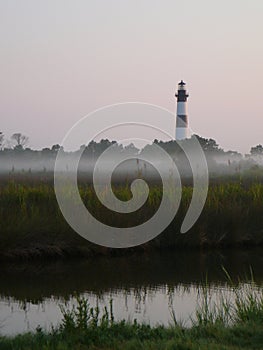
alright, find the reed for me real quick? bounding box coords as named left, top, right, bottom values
left=1, top=279, right=263, bottom=349
left=1, top=180, right=263, bottom=259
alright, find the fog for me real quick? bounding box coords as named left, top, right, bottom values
left=0, top=137, right=262, bottom=184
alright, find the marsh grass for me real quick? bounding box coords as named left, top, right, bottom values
left=1, top=276, right=263, bottom=350
left=1, top=181, right=263, bottom=259
left=193, top=267, right=263, bottom=329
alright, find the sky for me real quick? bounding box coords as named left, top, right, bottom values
left=0, top=0, right=263, bottom=154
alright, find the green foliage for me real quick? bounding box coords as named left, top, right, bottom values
left=1, top=180, right=263, bottom=259
left=59, top=296, right=114, bottom=333
left=233, top=284, right=263, bottom=324
left=2, top=282, right=263, bottom=349
left=193, top=268, right=263, bottom=331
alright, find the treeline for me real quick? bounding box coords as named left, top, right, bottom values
left=0, top=131, right=263, bottom=177
left=1, top=131, right=262, bottom=156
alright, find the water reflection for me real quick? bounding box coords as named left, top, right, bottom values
left=1, top=249, right=263, bottom=335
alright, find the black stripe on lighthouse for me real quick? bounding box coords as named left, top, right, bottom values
left=176, top=115, right=188, bottom=128
left=175, top=90, right=189, bottom=102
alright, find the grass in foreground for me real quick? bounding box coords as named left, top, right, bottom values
left=1, top=280, right=263, bottom=349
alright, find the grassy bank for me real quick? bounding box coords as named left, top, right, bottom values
left=1, top=280, right=263, bottom=349
left=1, top=180, right=263, bottom=260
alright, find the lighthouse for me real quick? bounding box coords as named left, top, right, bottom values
left=175, top=80, right=189, bottom=140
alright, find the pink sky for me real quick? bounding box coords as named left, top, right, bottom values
left=0, top=0, right=263, bottom=153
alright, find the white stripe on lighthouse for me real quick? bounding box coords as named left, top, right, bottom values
left=177, top=102, right=187, bottom=116
left=176, top=127, right=189, bottom=140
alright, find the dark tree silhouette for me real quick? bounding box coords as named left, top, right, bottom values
left=250, top=144, right=263, bottom=155
left=193, top=135, right=222, bottom=153
left=51, top=144, right=63, bottom=152
left=124, top=143, right=139, bottom=156
left=11, top=133, right=29, bottom=149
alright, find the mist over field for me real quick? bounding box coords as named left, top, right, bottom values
left=0, top=135, right=262, bottom=184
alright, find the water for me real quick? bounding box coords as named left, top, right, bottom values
left=1, top=249, right=263, bottom=335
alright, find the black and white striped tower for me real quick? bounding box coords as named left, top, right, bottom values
left=175, top=80, right=189, bottom=140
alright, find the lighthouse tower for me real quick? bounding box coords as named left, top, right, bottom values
left=175, top=80, right=189, bottom=140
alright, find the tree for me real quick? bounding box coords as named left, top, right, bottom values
left=11, top=133, right=29, bottom=149
left=51, top=143, right=64, bottom=153
left=124, top=143, right=139, bottom=156
left=193, top=135, right=222, bottom=153
left=41, top=147, right=52, bottom=156
left=250, top=144, right=263, bottom=156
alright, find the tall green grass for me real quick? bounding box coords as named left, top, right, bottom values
left=1, top=181, right=263, bottom=259
left=1, top=277, right=263, bottom=349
